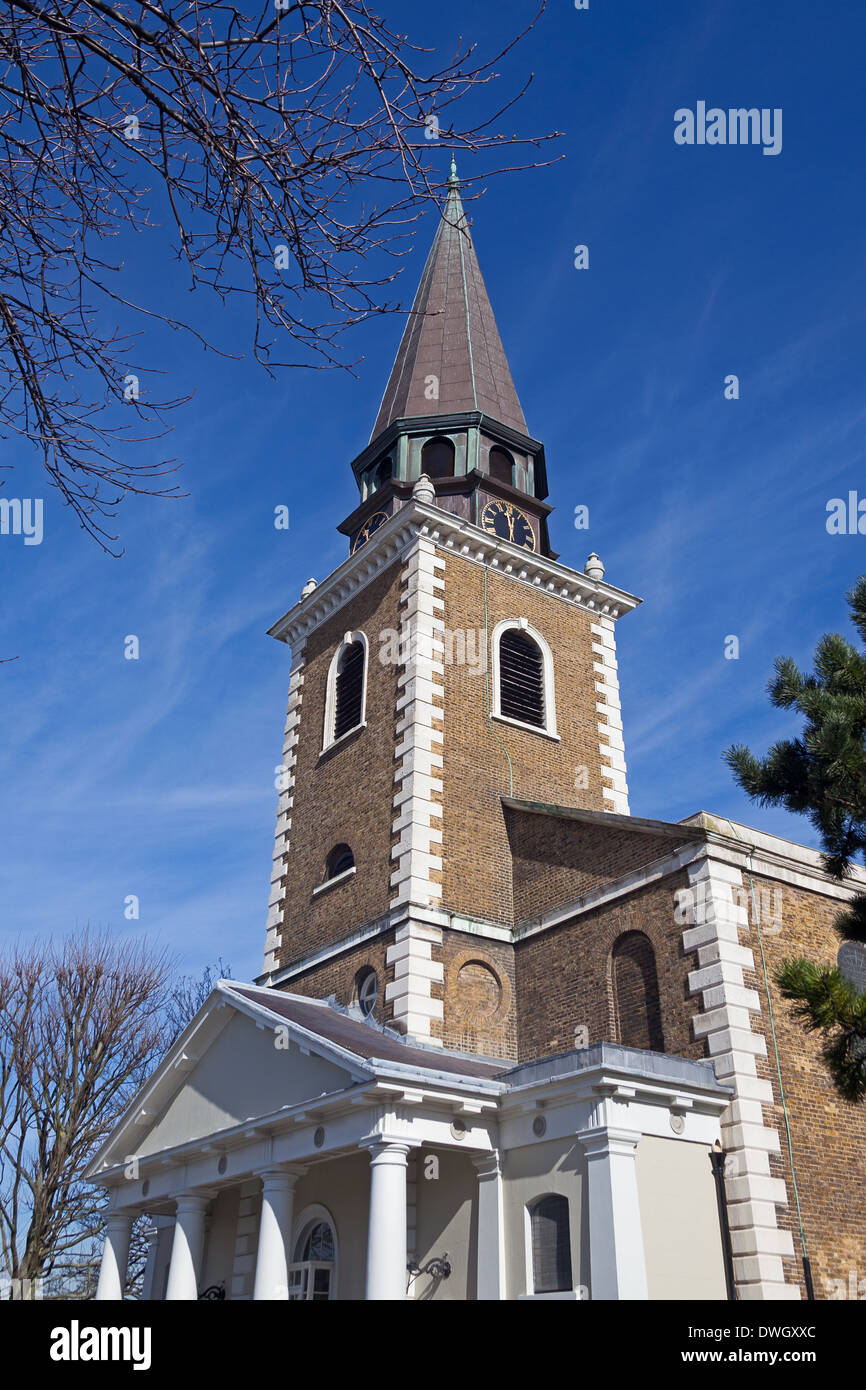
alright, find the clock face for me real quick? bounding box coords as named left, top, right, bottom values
left=480, top=499, right=536, bottom=551
left=351, top=510, right=389, bottom=553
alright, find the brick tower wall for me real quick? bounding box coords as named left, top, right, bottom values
left=271, top=560, right=403, bottom=970
left=438, top=555, right=623, bottom=928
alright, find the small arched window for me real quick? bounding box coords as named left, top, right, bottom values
left=838, top=941, right=866, bottom=993
left=488, top=446, right=514, bottom=486
left=421, top=436, right=455, bottom=479
left=354, top=966, right=378, bottom=1018
left=325, top=844, right=354, bottom=880
left=289, top=1212, right=337, bottom=1301
left=611, top=931, right=664, bottom=1051
left=324, top=632, right=368, bottom=749
left=529, top=1195, right=573, bottom=1295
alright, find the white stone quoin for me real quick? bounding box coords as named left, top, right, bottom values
left=263, top=642, right=306, bottom=973
left=683, top=853, right=798, bottom=1300
left=386, top=535, right=446, bottom=1041
left=591, top=616, right=630, bottom=815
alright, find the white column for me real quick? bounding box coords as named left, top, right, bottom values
left=365, top=1142, right=411, bottom=1300
left=95, top=1210, right=134, bottom=1301
left=165, top=1194, right=213, bottom=1301
left=253, top=1168, right=302, bottom=1301
left=473, top=1153, right=506, bottom=1300
left=580, top=1126, right=648, bottom=1300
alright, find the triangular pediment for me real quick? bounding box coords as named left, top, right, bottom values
left=90, top=986, right=370, bottom=1173
left=138, top=1012, right=359, bottom=1157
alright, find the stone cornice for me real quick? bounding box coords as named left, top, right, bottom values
left=267, top=499, right=642, bottom=649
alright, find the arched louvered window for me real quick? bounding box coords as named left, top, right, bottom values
left=334, top=642, right=364, bottom=738
left=324, top=632, right=368, bottom=749
left=529, top=1195, right=573, bottom=1295
left=499, top=629, right=544, bottom=727
left=325, top=844, right=354, bottom=879
left=488, top=446, right=514, bottom=486
left=491, top=620, right=557, bottom=736
left=611, top=931, right=664, bottom=1051
left=421, top=436, right=455, bottom=479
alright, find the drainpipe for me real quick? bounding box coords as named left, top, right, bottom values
left=709, top=1140, right=737, bottom=1301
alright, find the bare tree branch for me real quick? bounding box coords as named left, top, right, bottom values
left=0, top=930, right=232, bottom=1295
left=0, top=1, right=558, bottom=551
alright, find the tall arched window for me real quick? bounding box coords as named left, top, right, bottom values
left=611, top=931, right=663, bottom=1050
left=528, top=1195, right=573, bottom=1295
left=491, top=620, right=557, bottom=736
left=421, top=436, right=455, bottom=479
left=323, top=632, right=368, bottom=749
left=488, top=446, right=514, bottom=486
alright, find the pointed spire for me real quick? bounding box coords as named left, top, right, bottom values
left=370, top=164, right=528, bottom=441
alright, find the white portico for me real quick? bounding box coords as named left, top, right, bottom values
left=87, top=982, right=734, bottom=1301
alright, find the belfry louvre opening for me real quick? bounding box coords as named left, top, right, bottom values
left=334, top=642, right=364, bottom=739
left=499, top=630, right=544, bottom=727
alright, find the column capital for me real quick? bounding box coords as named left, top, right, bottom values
left=103, top=1209, right=136, bottom=1232
left=578, top=1125, right=642, bottom=1159
left=472, top=1151, right=503, bottom=1180
left=361, top=1138, right=414, bottom=1164
left=173, top=1190, right=218, bottom=1214
left=255, top=1165, right=306, bottom=1190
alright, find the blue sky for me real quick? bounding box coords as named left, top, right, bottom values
left=2, top=0, right=864, bottom=983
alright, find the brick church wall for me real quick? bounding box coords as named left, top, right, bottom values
left=280, top=929, right=398, bottom=1029
left=733, top=870, right=866, bottom=1302
left=437, top=933, right=518, bottom=1061
left=274, top=562, right=403, bottom=968
left=515, top=869, right=704, bottom=1062
left=507, top=807, right=694, bottom=924
left=438, top=555, right=620, bottom=927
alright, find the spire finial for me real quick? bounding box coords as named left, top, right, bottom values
left=448, top=154, right=459, bottom=188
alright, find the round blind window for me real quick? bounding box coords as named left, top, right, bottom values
left=358, top=970, right=378, bottom=1018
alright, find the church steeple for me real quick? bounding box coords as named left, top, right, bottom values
left=370, top=158, right=528, bottom=440
left=340, top=165, right=554, bottom=559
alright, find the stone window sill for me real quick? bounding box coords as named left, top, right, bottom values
left=490, top=712, right=560, bottom=742
left=312, top=866, right=357, bottom=898
left=320, top=721, right=367, bottom=759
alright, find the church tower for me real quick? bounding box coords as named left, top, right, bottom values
left=259, top=163, right=641, bottom=1057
